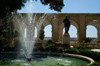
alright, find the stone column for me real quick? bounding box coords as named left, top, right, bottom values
left=79, top=15, right=86, bottom=42
left=77, top=30, right=79, bottom=42
left=52, top=25, right=59, bottom=42
left=36, top=28, right=40, bottom=42
left=98, top=30, right=100, bottom=41
left=58, top=28, right=63, bottom=42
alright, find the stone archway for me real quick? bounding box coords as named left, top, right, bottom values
left=87, top=20, right=100, bottom=41
left=44, top=25, right=52, bottom=41
left=35, top=20, right=52, bottom=41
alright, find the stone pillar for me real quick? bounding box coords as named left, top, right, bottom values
left=52, top=25, right=59, bottom=42
left=79, top=15, right=86, bottom=42
left=98, top=30, right=100, bottom=41
left=36, top=29, right=39, bottom=41
left=36, top=28, right=41, bottom=41
left=58, top=28, right=63, bottom=42
left=77, top=30, right=79, bottom=42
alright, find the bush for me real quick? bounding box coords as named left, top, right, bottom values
left=14, top=37, right=21, bottom=49
left=47, top=39, right=55, bottom=44
left=0, top=36, right=7, bottom=45
left=39, top=24, right=44, bottom=40
left=75, top=45, right=87, bottom=50
left=83, top=38, right=91, bottom=43
left=89, top=61, right=100, bottom=66
left=57, top=47, right=63, bottom=53
left=34, top=47, right=64, bottom=52
left=1, top=30, right=8, bottom=36
left=80, top=50, right=100, bottom=61
left=64, top=48, right=79, bottom=54
left=0, top=30, right=8, bottom=46
left=64, top=48, right=100, bottom=61
left=14, top=29, right=20, bottom=37
left=44, top=47, right=59, bottom=52
left=34, top=47, right=45, bottom=52
left=45, top=40, right=55, bottom=48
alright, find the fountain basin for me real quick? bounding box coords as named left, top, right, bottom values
left=0, top=52, right=94, bottom=66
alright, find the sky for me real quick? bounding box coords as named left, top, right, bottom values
left=18, top=0, right=100, bottom=38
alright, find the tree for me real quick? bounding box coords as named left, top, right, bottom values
left=0, top=0, right=26, bottom=18
left=40, top=0, right=64, bottom=12
left=0, top=0, right=64, bottom=19
left=39, top=24, right=45, bottom=40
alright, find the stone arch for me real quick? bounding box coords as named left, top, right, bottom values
left=87, top=20, right=99, bottom=30
left=87, top=20, right=100, bottom=41
left=86, top=25, right=97, bottom=39
left=43, top=21, right=52, bottom=28
left=44, top=24, right=52, bottom=41
left=86, top=17, right=100, bottom=25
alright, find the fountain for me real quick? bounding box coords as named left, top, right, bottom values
left=15, top=0, right=47, bottom=61
left=15, top=13, right=46, bottom=61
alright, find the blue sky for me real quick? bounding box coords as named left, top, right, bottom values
left=18, top=0, right=100, bottom=38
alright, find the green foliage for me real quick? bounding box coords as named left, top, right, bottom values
left=45, top=40, right=55, bottom=48
left=75, top=45, right=87, bottom=50
left=14, top=64, right=23, bottom=66
left=34, top=47, right=45, bottom=52
left=64, top=48, right=79, bottom=54
left=13, top=29, right=21, bottom=48
left=0, top=36, right=7, bottom=45
left=0, top=62, right=87, bottom=66
left=0, top=0, right=64, bottom=18
left=0, top=62, right=23, bottom=66
left=14, top=37, right=21, bottom=47
left=39, top=24, right=44, bottom=40
left=14, top=29, right=20, bottom=37
left=65, top=48, right=100, bottom=62
left=89, top=61, right=100, bottom=66
left=34, top=40, right=64, bottom=52
left=49, top=63, right=86, bottom=66
left=79, top=50, right=100, bottom=61
left=0, top=30, right=8, bottom=36
left=49, top=63, right=66, bottom=66
left=0, top=0, right=26, bottom=18
left=47, top=39, right=55, bottom=44
left=40, top=0, right=64, bottom=12
left=0, top=16, right=15, bottom=47
left=34, top=46, right=64, bottom=52
left=0, top=30, right=8, bottom=46
left=0, top=62, right=3, bottom=66
left=57, top=47, right=63, bottom=53
left=83, top=38, right=91, bottom=43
